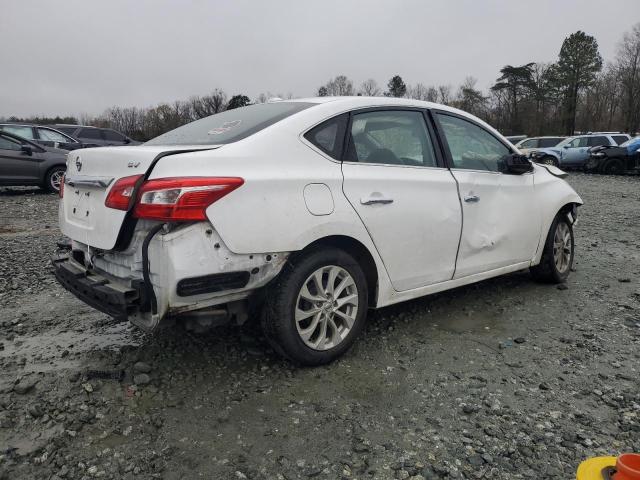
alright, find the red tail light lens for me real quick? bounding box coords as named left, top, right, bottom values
left=105, top=174, right=144, bottom=210
left=59, top=175, right=65, bottom=198
left=132, top=177, right=244, bottom=221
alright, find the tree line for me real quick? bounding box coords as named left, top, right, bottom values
left=3, top=24, right=639, bottom=140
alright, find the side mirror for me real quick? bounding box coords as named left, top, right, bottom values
left=21, top=145, right=33, bottom=156
left=503, top=154, right=533, bottom=175
left=563, top=145, right=570, bottom=149
left=123, top=138, right=131, bottom=144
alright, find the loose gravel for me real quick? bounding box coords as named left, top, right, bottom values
left=0, top=174, right=639, bottom=480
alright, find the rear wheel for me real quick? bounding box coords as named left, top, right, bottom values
left=530, top=213, right=574, bottom=283
left=262, top=247, right=368, bottom=365
left=44, top=166, right=65, bottom=193
left=603, top=158, right=624, bottom=175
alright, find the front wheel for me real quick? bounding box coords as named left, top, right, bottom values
left=541, top=156, right=558, bottom=167
left=603, top=158, right=624, bottom=175
left=44, top=166, right=65, bottom=193
left=530, top=213, right=574, bottom=283
left=262, top=247, right=368, bottom=365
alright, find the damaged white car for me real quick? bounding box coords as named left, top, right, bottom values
left=54, top=97, right=582, bottom=365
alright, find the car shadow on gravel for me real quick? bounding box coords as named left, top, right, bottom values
left=0, top=187, right=52, bottom=197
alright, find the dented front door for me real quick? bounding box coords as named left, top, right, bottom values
left=450, top=170, right=539, bottom=278
left=433, top=112, right=541, bottom=279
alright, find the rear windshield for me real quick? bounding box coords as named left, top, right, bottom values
left=145, top=102, right=314, bottom=146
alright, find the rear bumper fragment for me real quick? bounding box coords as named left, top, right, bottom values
left=52, top=253, right=143, bottom=321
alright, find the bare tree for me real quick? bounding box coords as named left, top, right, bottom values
left=359, top=78, right=381, bottom=96
left=319, top=75, right=355, bottom=96
left=615, top=22, right=640, bottom=133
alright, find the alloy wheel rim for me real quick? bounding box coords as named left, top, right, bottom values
left=295, top=265, right=358, bottom=351
left=553, top=222, right=572, bottom=273
left=544, top=158, right=555, bottom=165
left=51, top=170, right=64, bottom=191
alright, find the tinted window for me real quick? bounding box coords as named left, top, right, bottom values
left=103, top=129, right=126, bottom=141
left=1, top=125, right=34, bottom=140
left=436, top=114, right=510, bottom=172
left=56, top=126, right=78, bottom=136
left=612, top=135, right=629, bottom=145
left=79, top=128, right=103, bottom=140
left=539, top=137, right=564, bottom=148
left=587, top=136, right=609, bottom=147
left=304, top=114, right=347, bottom=159
left=146, top=102, right=314, bottom=146
left=345, top=110, right=436, bottom=167
left=37, top=128, right=72, bottom=143
left=0, top=135, right=22, bottom=151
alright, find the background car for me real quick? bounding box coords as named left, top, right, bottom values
left=528, top=133, right=631, bottom=167
left=515, top=136, right=565, bottom=155
left=0, top=123, right=83, bottom=151
left=0, top=130, right=67, bottom=192
left=53, top=125, right=140, bottom=147
left=586, top=136, right=640, bottom=174
left=54, top=97, right=582, bottom=365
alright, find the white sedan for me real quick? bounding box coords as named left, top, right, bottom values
left=54, top=97, right=582, bottom=365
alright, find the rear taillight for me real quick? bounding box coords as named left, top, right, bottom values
left=132, top=177, right=244, bottom=221
left=59, top=175, right=65, bottom=198
left=104, top=174, right=144, bottom=210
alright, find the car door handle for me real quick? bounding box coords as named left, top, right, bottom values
left=360, top=196, right=394, bottom=205
left=464, top=195, right=480, bottom=203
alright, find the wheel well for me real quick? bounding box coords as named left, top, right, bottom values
left=296, top=235, right=379, bottom=308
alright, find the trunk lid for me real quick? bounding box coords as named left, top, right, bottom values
left=60, top=145, right=219, bottom=250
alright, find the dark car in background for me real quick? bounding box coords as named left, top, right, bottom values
left=0, top=123, right=83, bottom=151
left=0, top=130, right=67, bottom=192
left=53, top=125, right=140, bottom=147
left=586, top=136, right=640, bottom=174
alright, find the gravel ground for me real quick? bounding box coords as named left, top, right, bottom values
left=0, top=173, right=639, bottom=480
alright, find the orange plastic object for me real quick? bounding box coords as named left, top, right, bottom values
left=576, top=456, right=617, bottom=479
left=616, top=454, right=640, bottom=480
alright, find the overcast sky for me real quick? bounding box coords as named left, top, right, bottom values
left=2, top=0, right=638, bottom=117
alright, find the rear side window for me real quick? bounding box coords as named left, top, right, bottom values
left=612, top=135, right=629, bottom=145
left=519, top=139, right=537, bottom=148
left=1, top=125, right=34, bottom=140
left=345, top=110, right=437, bottom=167
left=79, top=128, right=103, bottom=140
left=304, top=114, right=348, bottom=159
left=103, top=130, right=126, bottom=141
left=436, top=113, right=510, bottom=172
left=539, top=137, right=563, bottom=148
left=146, top=102, right=314, bottom=146
left=587, top=136, right=609, bottom=147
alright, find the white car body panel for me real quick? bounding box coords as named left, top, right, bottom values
left=56, top=96, right=583, bottom=328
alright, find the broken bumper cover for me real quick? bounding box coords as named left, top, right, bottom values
left=52, top=253, right=143, bottom=321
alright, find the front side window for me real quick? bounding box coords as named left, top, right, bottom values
left=37, top=128, right=72, bottom=143
left=79, top=128, right=103, bottom=140
left=304, top=114, right=348, bottom=159
left=519, top=139, right=536, bottom=148
left=345, top=110, right=437, bottom=167
left=587, top=136, right=609, bottom=147
left=146, top=102, right=314, bottom=146
left=1, top=125, right=34, bottom=140
left=612, top=135, right=629, bottom=145
left=55, top=126, right=78, bottom=136
left=566, top=137, right=588, bottom=148
left=0, top=135, right=22, bottom=151
left=436, top=114, right=510, bottom=172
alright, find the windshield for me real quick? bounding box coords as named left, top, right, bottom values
left=145, top=102, right=314, bottom=146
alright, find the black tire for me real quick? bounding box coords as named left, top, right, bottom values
left=603, top=158, right=624, bottom=175
left=541, top=156, right=559, bottom=167
left=530, top=212, right=574, bottom=283
left=262, top=247, right=368, bottom=366
left=44, top=166, right=66, bottom=193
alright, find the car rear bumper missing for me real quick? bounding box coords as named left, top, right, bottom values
left=52, top=252, right=144, bottom=321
